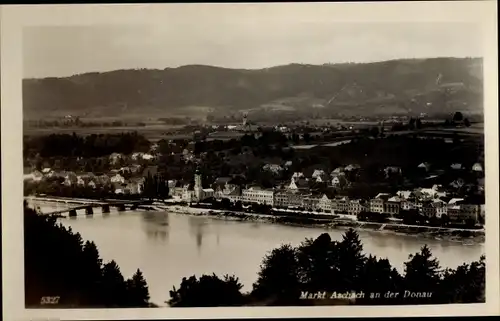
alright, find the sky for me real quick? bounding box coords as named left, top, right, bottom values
left=22, top=9, right=482, bottom=79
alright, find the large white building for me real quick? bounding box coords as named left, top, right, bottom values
left=242, top=187, right=274, bottom=205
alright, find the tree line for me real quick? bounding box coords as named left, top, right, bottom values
left=24, top=132, right=151, bottom=158
left=168, top=229, right=484, bottom=306
left=24, top=202, right=150, bottom=307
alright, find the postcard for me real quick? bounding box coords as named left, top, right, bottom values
left=1, top=2, right=499, bottom=320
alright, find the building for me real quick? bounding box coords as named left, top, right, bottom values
left=311, top=169, right=327, bottom=179
left=242, top=186, right=274, bottom=205
left=447, top=205, right=462, bottom=222
left=397, top=190, right=414, bottom=200
left=331, top=176, right=349, bottom=188
left=459, top=197, right=483, bottom=223
left=345, top=164, right=360, bottom=172
left=288, top=177, right=309, bottom=190
left=348, top=199, right=367, bottom=215
left=472, top=163, right=484, bottom=172
left=192, top=169, right=214, bottom=202
left=110, top=174, right=125, bottom=184
left=315, top=173, right=330, bottom=183
left=401, top=199, right=416, bottom=211
left=63, top=172, right=78, bottom=186
left=418, top=162, right=431, bottom=171
left=370, top=193, right=390, bottom=213
left=109, top=153, right=124, bottom=165
left=24, top=170, right=43, bottom=182
left=331, top=167, right=345, bottom=176
left=126, top=177, right=145, bottom=194
left=274, top=190, right=305, bottom=209
left=450, top=178, right=465, bottom=189
left=384, top=166, right=402, bottom=178
left=262, top=164, right=283, bottom=174
left=385, top=196, right=401, bottom=215
left=303, top=195, right=321, bottom=211
left=142, top=153, right=155, bottom=161
left=292, top=172, right=305, bottom=179
left=97, top=174, right=111, bottom=186
left=318, top=194, right=333, bottom=213
left=432, top=199, right=447, bottom=218
left=421, top=201, right=436, bottom=218
left=333, top=196, right=350, bottom=214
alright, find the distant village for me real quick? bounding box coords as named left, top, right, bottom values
left=24, top=141, right=485, bottom=227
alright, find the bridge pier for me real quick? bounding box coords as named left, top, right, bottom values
left=85, top=206, right=93, bottom=215
left=102, top=205, right=110, bottom=214
left=69, top=209, right=77, bottom=217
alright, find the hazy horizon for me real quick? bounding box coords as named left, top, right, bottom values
left=23, top=56, right=483, bottom=80
left=23, top=19, right=482, bottom=79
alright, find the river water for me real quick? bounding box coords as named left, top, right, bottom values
left=58, top=210, right=484, bottom=307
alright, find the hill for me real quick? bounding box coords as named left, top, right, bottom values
left=23, top=57, right=483, bottom=120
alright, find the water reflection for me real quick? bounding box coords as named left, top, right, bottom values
left=141, top=212, right=170, bottom=242
left=188, top=216, right=207, bottom=251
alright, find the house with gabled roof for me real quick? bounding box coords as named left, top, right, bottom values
left=345, top=164, right=360, bottom=172
left=288, top=177, right=309, bottom=190
left=418, top=162, right=431, bottom=171
left=331, top=167, right=345, bottom=176
left=397, top=190, right=414, bottom=200
left=311, top=169, right=327, bottom=179
left=331, top=175, right=349, bottom=188
left=315, top=172, right=330, bottom=183
left=63, top=172, right=78, bottom=186
left=292, top=172, right=305, bottom=179
left=472, top=163, right=483, bottom=172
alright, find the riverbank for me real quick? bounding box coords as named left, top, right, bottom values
left=158, top=204, right=485, bottom=244
left=26, top=196, right=484, bottom=244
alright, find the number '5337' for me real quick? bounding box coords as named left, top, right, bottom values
left=40, top=296, right=60, bottom=304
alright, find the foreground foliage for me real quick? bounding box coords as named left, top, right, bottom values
left=170, top=229, right=485, bottom=306
left=24, top=203, right=150, bottom=307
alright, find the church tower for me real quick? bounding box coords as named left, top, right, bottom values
left=194, top=168, right=202, bottom=202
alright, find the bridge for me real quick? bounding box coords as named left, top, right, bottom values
left=24, top=196, right=154, bottom=217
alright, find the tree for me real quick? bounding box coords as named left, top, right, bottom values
left=357, top=255, right=402, bottom=304
left=252, top=244, right=301, bottom=304
left=369, top=126, right=379, bottom=138
left=126, top=269, right=150, bottom=307
left=303, top=132, right=311, bottom=143
left=296, top=233, right=338, bottom=291
left=437, top=255, right=485, bottom=303
left=415, top=118, right=422, bottom=129
left=171, top=230, right=485, bottom=306
left=23, top=204, right=149, bottom=308
left=337, top=229, right=367, bottom=291
left=408, top=118, right=416, bottom=130
left=453, top=111, right=464, bottom=123
left=403, top=245, right=441, bottom=303
left=463, top=118, right=471, bottom=127
left=101, top=261, right=128, bottom=307
left=169, top=274, right=244, bottom=307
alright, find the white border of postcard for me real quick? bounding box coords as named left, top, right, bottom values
left=2, top=2, right=499, bottom=320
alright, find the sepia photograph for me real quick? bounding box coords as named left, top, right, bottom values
left=1, top=1, right=499, bottom=320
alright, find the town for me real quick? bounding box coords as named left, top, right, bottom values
left=23, top=113, right=485, bottom=229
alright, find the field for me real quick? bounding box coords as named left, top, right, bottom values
left=23, top=119, right=484, bottom=143
left=23, top=124, right=185, bottom=142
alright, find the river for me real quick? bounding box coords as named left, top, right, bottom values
left=59, top=210, right=484, bottom=307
